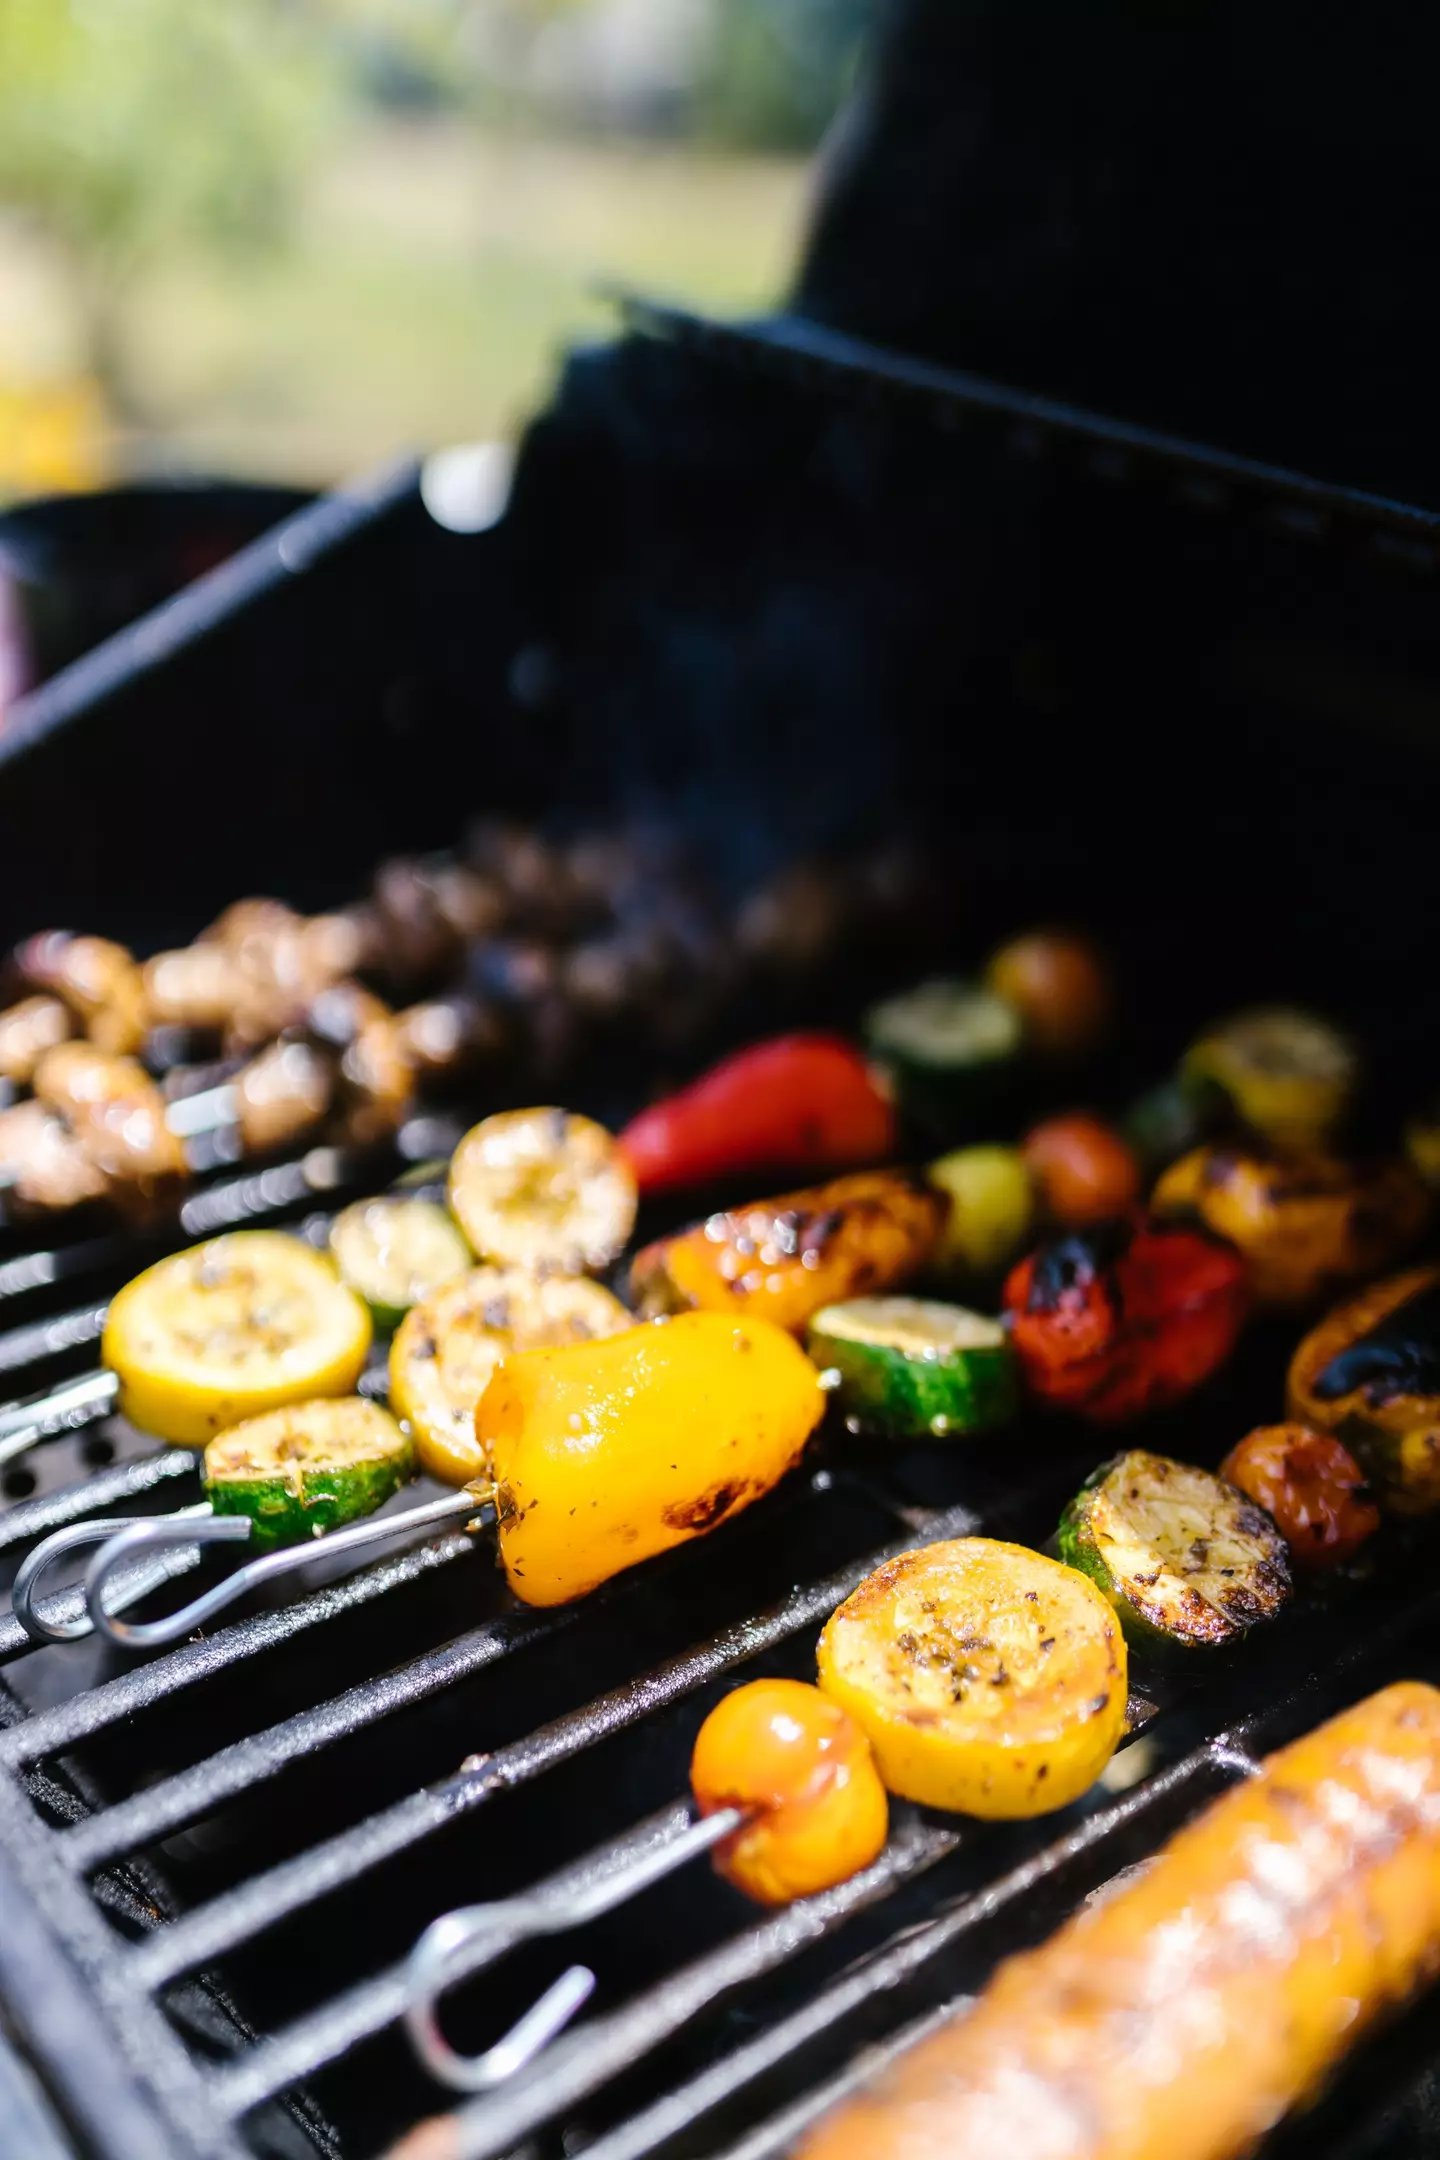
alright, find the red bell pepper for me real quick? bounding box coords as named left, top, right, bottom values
left=619, top=1033, right=897, bottom=1195
left=1003, top=1214, right=1249, bottom=1423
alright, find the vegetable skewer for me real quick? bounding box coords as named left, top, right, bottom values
left=405, top=1678, right=889, bottom=2092
left=14, top=1309, right=824, bottom=1645
left=0, top=1229, right=373, bottom=1478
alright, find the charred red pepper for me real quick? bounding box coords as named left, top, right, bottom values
left=619, top=1033, right=896, bottom=1194
left=1004, top=1216, right=1249, bottom=1423
left=1219, top=1424, right=1379, bottom=1570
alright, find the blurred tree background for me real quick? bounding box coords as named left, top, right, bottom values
left=0, top=0, right=875, bottom=495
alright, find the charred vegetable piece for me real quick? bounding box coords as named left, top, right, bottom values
left=33, top=1043, right=185, bottom=1197
left=1152, top=1143, right=1428, bottom=1308
left=231, top=1039, right=336, bottom=1156
left=1022, top=1113, right=1141, bottom=1227
left=807, top=1296, right=1017, bottom=1438
left=11, top=932, right=148, bottom=1054
left=389, top=1266, right=631, bottom=1486
left=632, top=1170, right=944, bottom=1336
left=817, top=1539, right=1127, bottom=1817
left=1123, top=1073, right=1222, bottom=1177
left=329, top=1197, right=471, bottom=1331
left=1287, top=1267, right=1440, bottom=1513
left=1404, top=1101, right=1440, bottom=1191
left=335, top=1016, right=416, bottom=1146
left=1182, top=1005, right=1358, bottom=1152
left=0, top=996, right=74, bottom=1085
left=103, top=1231, right=372, bottom=1445
left=984, top=929, right=1112, bottom=1056
left=1219, top=1424, right=1379, bottom=1570
left=864, top=979, right=1021, bottom=1138
left=142, top=945, right=248, bottom=1034
left=392, top=995, right=506, bottom=1083
left=926, top=1144, right=1034, bottom=1278
left=690, top=1679, right=889, bottom=1906
left=1057, top=1449, right=1291, bottom=1652
left=1005, top=1217, right=1248, bottom=1423
left=478, top=1310, right=823, bottom=1605
left=204, top=1398, right=415, bottom=1551
left=798, top=1683, right=1440, bottom=2160
left=619, top=1034, right=896, bottom=1194
left=0, top=1099, right=108, bottom=1215
left=447, top=1107, right=637, bottom=1276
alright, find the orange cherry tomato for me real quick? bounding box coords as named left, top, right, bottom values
left=1022, top=1114, right=1141, bottom=1227
left=987, top=931, right=1112, bottom=1056
left=690, top=1678, right=888, bottom=1906
left=1220, top=1424, right=1379, bottom=1570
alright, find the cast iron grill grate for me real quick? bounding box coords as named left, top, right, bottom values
left=2, top=1146, right=1440, bottom=2160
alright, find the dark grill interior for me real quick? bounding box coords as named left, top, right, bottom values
left=2, top=308, right=1440, bottom=2160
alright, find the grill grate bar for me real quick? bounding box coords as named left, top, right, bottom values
left=698, top=2001, right=966, bottom=2160
left=210, top=1801, right=699, bottom=2119
left=0, top=1302, right=108, bottom=1382
left=1, top=1533, right=478, bottom=1766
left=0, top=1447, right=197, bottom=1556
left=392, top=1813, right=964, bottom=2160
left=126, top=1502, right=980, bottom=1991
left=62, top=1602, right=581, bottom=1871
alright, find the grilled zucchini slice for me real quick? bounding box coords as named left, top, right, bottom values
left=204, top=1398, right=415, bottom=1550
left=807, top=1296, right=1017, bottom=1438
left=447, top=1107, right=637, bottom=1276
left=329, top=1196, right=472, bottom=1331
left=389, top=1265, right=633, bottom=1486
left=865, top=980, right=1022, bottom=1139
left=1057, top=1449, right=1291, bottom=1653
left=817, top=1537, right=1127, bottom=1817
left=103, top=1231, right=372, bottom=1445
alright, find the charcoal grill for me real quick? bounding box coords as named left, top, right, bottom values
left=3, top=276, right=1440, bottom=2160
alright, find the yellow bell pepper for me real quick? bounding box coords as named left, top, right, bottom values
left=478, top=1312, right=824, bottom=1606
left=1152, top=1144, right=1428, bottom=1309
left=630, top=1170, right=943, bottom=1336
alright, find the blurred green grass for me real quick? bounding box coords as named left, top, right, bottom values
left=114, top=121, right=811, bottom=482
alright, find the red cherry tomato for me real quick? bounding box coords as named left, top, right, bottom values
left=1023, top=1113, right=1141, bottom=1227
left=987, top=930, right=1112, bottom=1055
left=1220, top=1424, right=1379, bottom=1570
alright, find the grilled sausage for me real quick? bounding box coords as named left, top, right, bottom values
left=800, top=1681, right=1440, bottom=2160
left=0, top=996, right=75, bottom=1085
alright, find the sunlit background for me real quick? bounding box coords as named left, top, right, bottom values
left=0, top=0, right=873, bottom=498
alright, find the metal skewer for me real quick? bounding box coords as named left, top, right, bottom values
left=14, top=1488, right=493, bottom=1649
left=0, top=1368, right=121, bottom=1470
left=404, top=1805, right=746, bottom=2092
